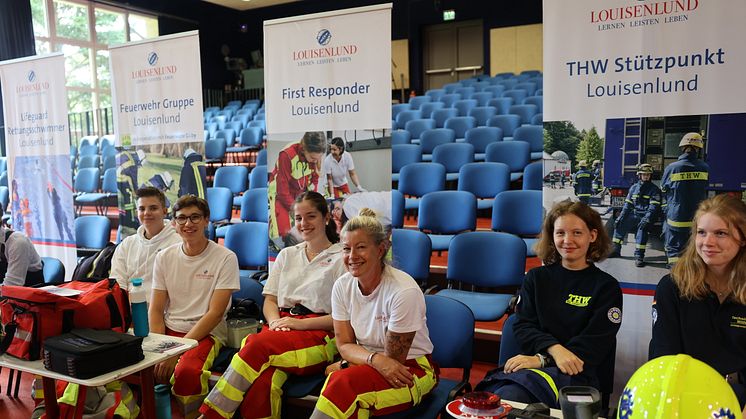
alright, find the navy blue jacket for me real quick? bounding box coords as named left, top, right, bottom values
left=661, top=152, right=709, bottom=227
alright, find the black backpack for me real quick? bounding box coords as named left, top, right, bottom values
left=71, top=243, right=117, bottom=282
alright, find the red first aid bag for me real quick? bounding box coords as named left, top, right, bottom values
left=0, top=279, right=131, bottom=360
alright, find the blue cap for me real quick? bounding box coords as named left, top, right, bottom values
left=132, top=278, right=143, bottom=286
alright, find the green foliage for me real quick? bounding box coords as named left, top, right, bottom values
left=576, top=127, right=604, bottom=165
left=544, top=121, right=582, bottom=165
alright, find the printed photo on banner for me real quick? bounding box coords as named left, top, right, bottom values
left=116, top=141, right=207, bottom=238
left=268, top=130, right=391, bottom=254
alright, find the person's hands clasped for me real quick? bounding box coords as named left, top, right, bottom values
left=371, top=354, right=413, bottom=388
left=503, top=354, right=541, bottom=373
left=154, top=356, right=179, bottom=384
left=325, top=361, right=343, bottom=376
left=268, top=317, right=304, bottom=331
left=547, top=344, right=584, bottom=375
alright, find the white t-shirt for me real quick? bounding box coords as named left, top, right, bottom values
left=0, top=228, right=42, bottom=286
left=324, top=152, right=355, bottom=187
left=332, top=266, right=433, bottom=359
left=263, top=242, right=345, bottom=314
left=110, top=222, right=181, bottom=302
left=152, top=241, right=239, bottom=344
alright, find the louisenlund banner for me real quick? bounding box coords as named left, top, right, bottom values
left=263, top=4, right=392, bottom=253
left=544, top=0, right=746, bottom=403
left=0, top=53, right=77, bottom=279
left=109, top=31, right=207, bottom=238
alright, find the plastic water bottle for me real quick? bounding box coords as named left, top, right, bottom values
left=154, top=384, right=172, bottom=419
left=130, top=278, right=149, bottom=337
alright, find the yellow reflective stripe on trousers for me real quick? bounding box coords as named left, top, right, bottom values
left=526, top=368, right=559, bottom=402
left=667, top=219, right=693, bottom=228
left=191, top=161, right=206, bottom=199
left=315, top=356, right=437, bottom=419
left=669, top=171, right=708, bottom=182
left=172, top=338, right=222, bottom=408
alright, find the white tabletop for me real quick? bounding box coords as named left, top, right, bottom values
left=0, top=333, right=197, bottom=387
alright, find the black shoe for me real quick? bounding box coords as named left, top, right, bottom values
left=608, top=246, right=622, bottom=258
left=635, top=259, right=645, bottom=268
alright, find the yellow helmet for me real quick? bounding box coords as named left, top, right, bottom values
left=577, top=160, right=588, bottom=168
left=592, top=160, right=601, bottom=166
left=636, top=164, right=654, bottom=175
left=617, top=355, right=740, bottom=419
left=679, top=132, right=704, bottom=149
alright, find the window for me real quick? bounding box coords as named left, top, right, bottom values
left=31, top=0, right=159, bottom=116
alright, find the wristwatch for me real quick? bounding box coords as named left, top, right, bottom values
left=536, top=353, right=549, bottom=368
left=340, top=359, right=349, bottom=369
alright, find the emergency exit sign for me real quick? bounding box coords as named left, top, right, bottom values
left=443, top=9, right=455, bottom=21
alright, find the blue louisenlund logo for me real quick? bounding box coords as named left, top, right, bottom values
left=27, top=71, right=36, bottom=82
left=147, top=52, right=159, bottom=66
left=316, top=29, right=332, bottom=46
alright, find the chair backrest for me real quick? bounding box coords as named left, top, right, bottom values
left=79, top=136, right=98, bottom=149
left=77, top=155, right=100, bottom=170
left=214, top=166, right=249, bottom=194
left=503, top=89, right=528, bottom=104
left=531, top=113, right=543, bottom=126
left=74, top=215, right=111, bottom=250
left=471, top=91, right=493, bottom=107
left=498, top=313, right=522, bottom=366
left=458, top=162, right=510, bottom=199
left=256, top=148, right=268, bottom=166
left=498, top=79, right=518, bottom=90
left=247, top=120, right=266, bottom=135
left=392, top=228, right=431, bottom=283
left=391, top=189, right=405, bottom=229
left=0, top=186, right=8, bottom=212
left=514, top=82, right=537, bottom=96
left=487, top=97, right=513, bottom=115
left=216, top=129, right=237, bottom=147
left=439, top=93, right=461, bottom=108
left=99, top=136, right=115, bottom=151
left=41, top=256, right=65, bottom=284
left=418, top=190, right=476, bottom=234
left=523, top=161, right=543, bottom=191
left=74, top=167, right=101, bottom=193
left=454, top=87, right=475, bottom=100
left=444, top=116, right=476, bottom=139
left=492, top=190, right=543, bottom=236
left=431, top=108, right=459, bottom=128
left=408, top=95, right=431, bottom=110
left=395, top=110, right=422, bottom=130
left=523, top=96, right=543, bottom=113
left=419, top=101, right=445, bottom=119
left=465, top=126, right=503, bottom=153
left=483, top=85, right=505, bottom=99
left=391, top=129, right=412, bottom=145
left=420, top=128, right=455, bottom=155
left=392, top=144, right=422, bottom=174
left=206, top=187, right=233, bottom=223
left=453, top=99, right=478, bottom=117
left=424, top=89, right=445, bottom=102
left=102, top=168, right=118, bottom=193
left=79, top=144, right=99, bottom=157
left=442, top=83, right=460, bottom=94
left=468, top=106, right=497, bottom=127
left=210, top=115, right=227, bottom=130
left=205, top=139, right=227, bottom=160
left=487, top=114, right=521, bottom=137
left=485, top=141, right=530, bottom=173
left=432, top=143, right=474, bottom=174
left=240, top=187, right=268, bottom=223
left=392, top=103, right=411, bottom=120
left=425, top=294, right=474, bottom=370
left=513, top=125, right=543, bottom=153
left=224, top=221, right=269, bottom=267
left=404, top=118, right=436, bottom=140
left=226, top=121, right=243, bottom=137
left=239, top=127, right=264, bottom=147
left=447, top=231, right=526, bottom=288
left=397, top=162, right=445, bottom=198
left=234, top=277, right=265, bottom=316
left=509, top=104, right=539, bottom=125
left=249, top=165, right=268, bottom=189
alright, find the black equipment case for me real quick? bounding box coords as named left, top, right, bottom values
left=42, top=329, right=144, bottom=379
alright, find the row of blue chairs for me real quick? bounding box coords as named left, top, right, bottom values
left=399, top=92, right=542, bottom=119
left=206, top=183, right=268, bottom=240
left=73, top=167, right=117, bottom=216
left=394, top=105, right=541, bottom=135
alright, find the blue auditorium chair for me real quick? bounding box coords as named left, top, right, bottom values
left=439, top=93, right=461, bottom=108
left=408, top=95, right=431, bottom=110
left=247, top=120, right=266, bottom=135
left=240, top=187, right=268, bottom=223
left=483, top=85, right=505, bottom=98
left=41, top=257, right=65, bottom=284
left=205, top=106, right=220, bottom=113
left=225, top=121, right=243, bottom=138
left=214, top=166, right=249, bottom=208
left=485, top=141, right=531, bottom=182
left=492, top=190, right=543, bottom=257
left=226, top=100, right=243, bottom=108
left=249, top=165, right=268, bottom=189
left=99, top=135, right=115, bottom=152
left=391, top=103, right=410, bottom=121
left=77, top=155, right=100, bottom=172
left=205, top=139, right=226, bottom=166
left=513, top=125, right=544, bottom=160
left=453, top=99, right=477, bottom=117
left=392, top=228, right=431, bottom=286
left=458, top=162, right=510, bottom=210
left=503, top=89, right=529, bottom=105
left=523, top=96, right=543, bottom=113
left=487, top=97, right=513, bottom=115
left=431, top=108, right=458, bottom=129
left=78, top=144, right=99, bottom=158
left=391, top=189, right=405, bottom=229
left=230, top=127, right=263, bottom=154
left=535, top=88, right=543, bottom=96
left=531, top=113, right=543, bottom=126
left=420, top=101, right=445, bottom=119
left=488, top=114, right=521, bottom=139
left=468, top=106, right=497, bottom=127
left=509, top=104, right=539, bottom=126
left=454, top=87, right=475, bottom=100
left=432, top=143, right=474, bottom=182
left=425, top=89, right=445, bottom=102
left=420, top=128, right=455, bottom=162
left=224, top=221, right=268, bottom=281
left=437, top=231, right=526, bottom=321
left=498, top=79, right=519, bottom=90
left=73, top=167, right=101, bottom=216
left=494, top=72, right=515, bottom=80
left=514, top=82, right=537, bottom=96
left=465, top=126, right=503, bottom=161
left=418, top=190, right=476, bottom=252
left=404, top=118, right=436, bottom=142
left=459, top=78, right=477, bottom=87
left=398, top=162, right=446, bottom=211
left=79, top=135, right=98, bottom=149
left=523, top=161, right=543, bottom=191
left=391, top=129, right=412, bottom=145
left=395, top=110, right=422, bottom=130
left=75, top=215, right=111, bottom=254
left=256, top=149, right=267, bottom=166
left=444, top=116, right=476, bottom=141
left=205, top=122, right=218, bottom=138
left=392, top=144, right=422, bottom=182
left=473, top=81, right=491, bottom=91
left=210, top=115, right=227, bottom=130
left=215, top=129, right=237, bottom=148
left=471, top=91, right=493, bottom=107
left=443, top=83, right=460, bottom=94
left=520, top=70, right=542, bottom=77
left=206, top=186, right=233, bottom=240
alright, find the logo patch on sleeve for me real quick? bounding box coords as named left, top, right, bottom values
left=608, top=307, right=622, bottom=324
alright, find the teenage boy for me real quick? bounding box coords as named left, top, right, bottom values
left=110, top=187, right=181, bottom=300
left=149, top=195, right=239, bottom=417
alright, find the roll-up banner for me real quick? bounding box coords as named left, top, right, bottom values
left=0, top=53, right=77, bottom=280
left=544, top=0, right=746, bottom=402
left=110, top=31, right=207, bottom=237
left=264, top=4, right=393, bottom=254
